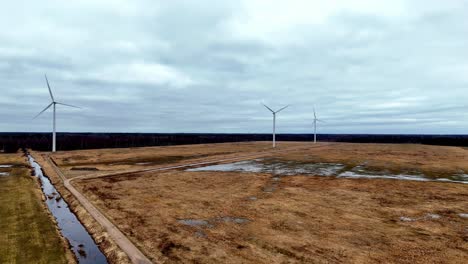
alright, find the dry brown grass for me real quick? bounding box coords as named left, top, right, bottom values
left=276, top=143, right=468, bottom=176
left=52, top=142, right=303, bottom=179
left=68, top=142, right=468, bottom=263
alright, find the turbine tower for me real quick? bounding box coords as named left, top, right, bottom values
left=34, top=75, right=81, bottom=152
left=263, top=103, right=289, bottom=148
left=312, top=107, right=324, bottom=143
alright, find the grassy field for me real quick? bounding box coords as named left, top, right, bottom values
left=0, top=153, right=72, bottom=264
left=62, top=142, right=468, bottom=263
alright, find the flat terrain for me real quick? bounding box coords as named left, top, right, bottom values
left=0, top=153, right=71, bottom=264
left=52, top=142, right=300, bottom=179
left=58, top=142, right=468, bottom=263
left=273, top=143, right=468, bottom=180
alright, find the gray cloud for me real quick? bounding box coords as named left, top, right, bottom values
left=1, top=0, right=467, bottom=134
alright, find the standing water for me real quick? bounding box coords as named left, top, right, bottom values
left=28, top=155, right=108, bottom=264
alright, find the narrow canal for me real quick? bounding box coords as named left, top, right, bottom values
left=28, top=154, right=108, bottom=264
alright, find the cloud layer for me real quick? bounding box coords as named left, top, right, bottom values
left=1, top=0, right=467, bottom=134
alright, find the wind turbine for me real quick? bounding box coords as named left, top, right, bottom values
left=263, top=103, right=289, bottom=148
left=312, top=107, right=324, bottom=143
left=34, top=75, right=81, bottom=152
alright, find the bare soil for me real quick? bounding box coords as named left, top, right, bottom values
left=69, top=142, right=468, bottom=263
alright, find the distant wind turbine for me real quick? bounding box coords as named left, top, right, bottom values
left=34, top=75, right=81, bottom=152
left=312, top=107, right=324, bottom=143
left=263, top=103, right=289, bottom=148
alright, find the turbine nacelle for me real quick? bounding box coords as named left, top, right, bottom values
left=262, top=103, right=289, bottom=114
left=262, top=103, right=289, bottom=148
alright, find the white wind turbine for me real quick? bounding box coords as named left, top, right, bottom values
left=263, top=103, right=289, bottom=148
left=34, top=75, right=81, bottom=152
left=312, top=107, right=324, bottom=143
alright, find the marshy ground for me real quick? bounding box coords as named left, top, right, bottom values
left=56, top=142, right=468, bottom=263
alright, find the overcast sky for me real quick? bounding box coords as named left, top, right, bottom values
left=1, top=0, right=467, bottom=134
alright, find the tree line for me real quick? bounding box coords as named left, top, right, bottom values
left=1, top=132, right=468, bottom=153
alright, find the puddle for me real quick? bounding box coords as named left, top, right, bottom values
left=187, top=159, right=345, bottom=176
left=218, top=217, right=250, bottom=224
left=338, top=170, right=467, bottom=184
left=338, top=171, right=430, bottom=182
left=248, top=196, right=257, bottom=201
left=0, top=172, right=10, bottom=176
left=178, top=216, right=250, bottom=229
left=178, top=219, right=213, bottom=228
left=135, top=162, right=153, bottom=166
left=187, top=159, right=467, bottom=184
left=28, top=155, right=107, bottom=264
left=187, top=160, right=264, bottom=173
left=451, top=174, right=468, bottom=181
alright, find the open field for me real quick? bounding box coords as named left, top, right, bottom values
left=273, top=143, right=468, bottom=180
left=56, top=142, right=468, bottom=263
left=51, top=142, right=302, bottom=179
left=0, top=153, right=72, bottom=264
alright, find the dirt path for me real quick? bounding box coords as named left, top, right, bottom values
left=43, top=143, right=329, bottom=264
left=45, top=155, right=152, bottom=264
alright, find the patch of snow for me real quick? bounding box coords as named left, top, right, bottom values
left=399, top=216, right=415, bottom=222
left=459, top=213, right=468, bottom=219
left=0, top=164, right=13, bottom=168
left=425, top=214, right=441, bottom=220
left=0, top=172, right=10, bottom=176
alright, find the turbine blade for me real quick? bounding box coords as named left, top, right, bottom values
left=313, top=107, right=316, bottom=119
left=44, top=74, right=55, bottom=101
left=275, top=105, right=289, bottom=113
left=317, top=119, right=326, bottom=123
left=56, top=102, right=81, bottom=109
left=33, top=102, right=53, bottom=119
left=262, top=103, right=274, bottom=113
